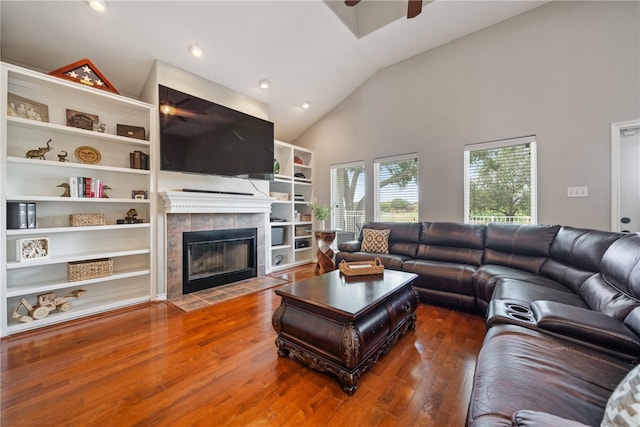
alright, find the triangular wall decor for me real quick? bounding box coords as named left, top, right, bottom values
left=48, top=58, right=119, bottom=94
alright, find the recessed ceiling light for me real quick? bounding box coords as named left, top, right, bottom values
left=301, top=101, right=310, bottom=110
left=87, top=0, right=108, bottom=12
left=189, top=45, right=204, bottom=58
left=259, top=79, right=270, bottom=90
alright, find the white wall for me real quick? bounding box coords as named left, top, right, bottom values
left=294, top=1, right=640, bottom=231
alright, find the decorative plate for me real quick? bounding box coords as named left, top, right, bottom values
left=75, top=146, right=101, bottom=164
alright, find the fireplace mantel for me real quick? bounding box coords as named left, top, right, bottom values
left=160, top=190, right=273, bottom=214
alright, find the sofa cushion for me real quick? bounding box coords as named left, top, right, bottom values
left=416, top=222, right=485, bottom=265
left=601, top=363, right=640, bottom=427
left=358, top=222, right=421, bottom=258
left=492, top=279, right=588, bottom=308
left=403, top=259, right=476, bottom=296
left=473, top=265, right=569, bottom=313
left=483, top=223, right=560, bottom=273
left=361, top=228, right=390, bottom=254
left=404, top=258, right=477, bottom=309
left=579, top=275, right=640, bottom=322
left=577, top=234, right=640, bottom=321
left=512, top=410, right=590, bottom=427
left=599, top=234, right=640, bottom=301
left=541, top=226, right=622, bottom=293
left=467, top=324, right=633, bottom=427
left=623, top=306, right=640, bottom=341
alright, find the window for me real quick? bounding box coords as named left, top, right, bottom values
left=374, top=153, right=419, bottom=222
left=331, top=161, right=365, bottom=238
left=464, top=136, right=537, bottom=224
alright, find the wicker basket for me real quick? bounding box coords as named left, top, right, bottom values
left=339, top=258, right=384, bottom=276
left=67, top=258, right=113, bottom=281
left=295, top=225, right=311, bottom=236
left=70, top=213, right=105, bottom=227
left=269, top=192, right=289, bottom=201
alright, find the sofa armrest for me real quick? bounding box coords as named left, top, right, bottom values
left=338, top=240, right=361, bottom=252
left=531, top=300, right=640, bottom=355
left=512, top=410, right=590, bottom=427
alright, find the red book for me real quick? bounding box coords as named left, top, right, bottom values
left=85, top=177, right=93, bottom=198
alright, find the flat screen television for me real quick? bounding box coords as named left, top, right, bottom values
left=159, top=84, right=274, bottom=180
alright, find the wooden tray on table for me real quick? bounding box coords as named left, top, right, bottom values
left=339, top=258, right=384, bottom=276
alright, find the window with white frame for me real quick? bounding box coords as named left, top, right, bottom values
left=331, top=161, right=365, bottom=238
left=464, top=136, right=537, bottom=224
left=373, top=153, right=419, bottom=222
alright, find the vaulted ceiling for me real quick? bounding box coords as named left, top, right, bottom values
left=0, top=1, right=548, bottom=142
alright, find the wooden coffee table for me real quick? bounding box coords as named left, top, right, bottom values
left=272, top=269, right=419, bottom=394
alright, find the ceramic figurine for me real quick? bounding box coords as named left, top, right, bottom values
left=126, top=208, right=138, bottom=220
left=57, top=182, right=70, bottom=197
left=25, top=138, right=53, bottom=160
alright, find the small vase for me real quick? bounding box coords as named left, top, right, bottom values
left=320, top=220, right=326, bottom=230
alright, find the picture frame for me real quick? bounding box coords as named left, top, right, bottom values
left=16, top=237, right=50, bottom=262
left=131, top=190, right=148, bottom=200
left=7, top=93, right=49, bottom=122
left=66, top=109, right=99, bottom=131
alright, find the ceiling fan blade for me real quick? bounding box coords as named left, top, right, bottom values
left=345, top=1, right=361, bottom=6
left=407, top=0, right=422, bottom=18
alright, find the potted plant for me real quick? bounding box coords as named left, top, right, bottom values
left=307, top=201, right=337, bottom=230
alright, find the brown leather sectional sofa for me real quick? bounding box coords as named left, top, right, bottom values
left=336, top=221, right=640, bottom=426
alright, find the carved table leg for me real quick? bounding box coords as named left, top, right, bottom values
left=275, top=337, right=290, bottom=357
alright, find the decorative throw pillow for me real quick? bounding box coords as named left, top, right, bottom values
left=361, top=229, right=390, bottom=254
left=601, top=364, right=640, bottom=427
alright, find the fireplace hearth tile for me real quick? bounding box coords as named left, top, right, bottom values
left=166, top=232, right=182, bottom=258
left=235, top=213, right=260, bottom=228
left=213, top=214, right=234, bottom=230
left=168, top=276, right=289, bottom=313
left=167, top=213, right=191, bottom=232
left=166, top=258, right=182, bottom=299
left=168, top=293, right=209, bottom=312
left=191, top=213, right=214, bottom=231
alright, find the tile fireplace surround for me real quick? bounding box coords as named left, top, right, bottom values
left=160, top=191, right=272, bottom=300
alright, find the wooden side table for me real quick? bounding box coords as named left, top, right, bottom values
left=313, top=230, right=336, bottom=274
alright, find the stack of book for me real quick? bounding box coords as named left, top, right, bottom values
left=69, top=177, right=106, bottom=198
left=7, top=202, right=36, bottom=229
left=129, top=150, right=149, bottom=170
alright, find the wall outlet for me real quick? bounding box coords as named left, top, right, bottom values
left=567, top=186, right=589, bottom=197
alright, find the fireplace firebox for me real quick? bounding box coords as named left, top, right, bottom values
left=182, top=228, right=257, bottom=294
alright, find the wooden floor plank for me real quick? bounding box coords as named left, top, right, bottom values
left=1, top=264, right=485, bottom=426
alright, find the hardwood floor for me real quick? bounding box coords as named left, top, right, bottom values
left=1, top=264, right=485, bottom=426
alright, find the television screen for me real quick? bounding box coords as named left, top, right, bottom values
left=159, top=85, right=274, bottom=180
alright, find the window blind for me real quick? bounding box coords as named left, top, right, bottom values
left=373, top=153, right=419, bottom=222
left=464, top=136, right=537, bottom=224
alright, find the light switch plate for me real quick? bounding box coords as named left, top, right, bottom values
left=567, top=186, right=589, bottom=197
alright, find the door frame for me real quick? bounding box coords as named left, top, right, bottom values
left=611, top=119, right=640, bottom=232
